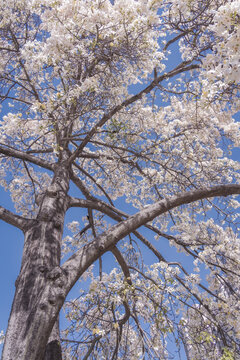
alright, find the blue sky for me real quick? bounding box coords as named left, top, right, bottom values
left=0, top=188, right=24, bottom=352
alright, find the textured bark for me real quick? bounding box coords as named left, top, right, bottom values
left=44, top=320, right=62, bottom=360
left=2, top=163, right=69, bottom=360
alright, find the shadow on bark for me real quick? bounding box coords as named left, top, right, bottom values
left=44, top=340, right=62, bottom=360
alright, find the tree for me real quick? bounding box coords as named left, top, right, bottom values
left=0, top=0, right=240, bottom=359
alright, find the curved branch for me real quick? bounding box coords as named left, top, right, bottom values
left=111, top=246, right=132, bottom=285
left=68, top=197, right=122, bottom=220
left=62, top=183, right=240, bottom=294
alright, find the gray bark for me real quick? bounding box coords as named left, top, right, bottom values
left=2, top=163, right=69, bottom=360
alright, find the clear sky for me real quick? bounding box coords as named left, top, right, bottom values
left=0, top=188, right=24, bottom=353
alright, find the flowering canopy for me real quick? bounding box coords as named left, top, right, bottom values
left=0, top=0, right=240, bottom=359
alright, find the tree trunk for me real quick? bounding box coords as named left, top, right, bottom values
left=2, top=164, right=70, bottom=360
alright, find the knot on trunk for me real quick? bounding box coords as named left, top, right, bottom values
left=48, top=290, right=65, bottom=305
left=46, top=184, right=59, bottom=198
left=53, top=214, right=62, bottom=229
left=41, top=267, right=68, bottom=306
left=46, top=267, right=68, bottom=287
left=39, top=265, right=48, bottom=273
left=47, top=266, right=63, bottom=280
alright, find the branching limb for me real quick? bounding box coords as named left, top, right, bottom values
left=82, top=336, right=101, bottom=360
left=62, top=184, right=240, bottom=296
left=68, top=197, right=123, bottom=221
left=0, top=145, right=54, bottom=171
left=88, top=208, right=102, bottom=279
left=69, top=171, right=96, bottom=201
left=67, top=61, right=199, bottom=163
left=0, top=206, right=31, bottom=231
left=73, top=162, right=114, bottom=206
left=111, top=246, right=132, bottom=285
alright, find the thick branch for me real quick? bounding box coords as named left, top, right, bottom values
left=69, top=196, right=221, bottom=300
left=0, top=145, right=54, bottom=170
left=0, top=206, right=30, bottom=230
left=68, top=197, right=121, bottom=219
left=62, top=184, right=240, bottom=294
